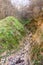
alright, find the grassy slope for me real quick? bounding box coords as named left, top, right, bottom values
left=0, top=16, right=26, bottom=53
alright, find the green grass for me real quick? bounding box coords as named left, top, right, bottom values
left=0, top=16, right=26, bottom=53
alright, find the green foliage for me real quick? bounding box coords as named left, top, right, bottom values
left=0, top=16, right=26, bottom=53
left=20, top=17, right=31, bottom=25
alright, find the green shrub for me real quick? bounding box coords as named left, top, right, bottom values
left=0, top=16, right=26, bottom=53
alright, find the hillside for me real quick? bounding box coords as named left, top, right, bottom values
left=0, top=0, right=43, bottom=65
left=0, top=16, right=43, bottom=65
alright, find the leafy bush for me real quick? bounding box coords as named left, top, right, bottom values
left=0, top=16, right=26, bottom=53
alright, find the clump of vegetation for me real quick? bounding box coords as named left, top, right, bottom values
left=20, top=17, right=31, bottom=25
left=24, top=19, right=37, bottom=34
left=0, top=16, right=26, bottom=53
